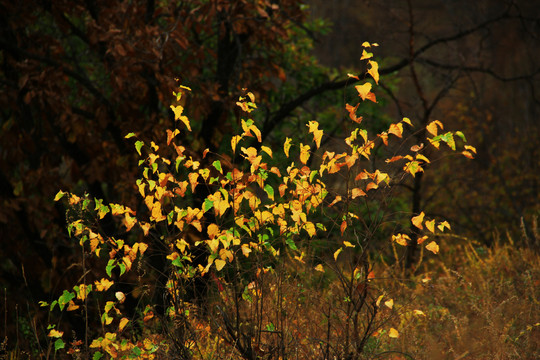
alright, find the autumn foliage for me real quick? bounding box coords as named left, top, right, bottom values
left=35, top=45, right=481, bottom=359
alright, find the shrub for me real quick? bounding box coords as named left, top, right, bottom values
left=43, top=45, right=474, bottom=359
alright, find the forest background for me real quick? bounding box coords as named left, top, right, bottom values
left=0, top=0, right=538, bottom=359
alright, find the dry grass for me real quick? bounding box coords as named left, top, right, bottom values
left=379, top=235, right=540, bottom=360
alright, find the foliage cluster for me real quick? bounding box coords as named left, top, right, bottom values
left=29, top=47, right=478, bottom=359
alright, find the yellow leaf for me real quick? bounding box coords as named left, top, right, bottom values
left=402, top=117, right=412, bottom=126
left=384, top=299, right=394, bottom=309
left=411, top=212, right=425, bottom=229
left=261, top=145, right=273, bottom=158
left=48, top=329, right=64, bottom=338
left=343, top=241, right=355, bottom=247
left=333, top=248, right=342, bottom=261
left=219, top=249, right=234, bottom=262
left=388, top=328, right=399, bottom=338
left=215, top=259, right=226, bottom=271
left=241, top=243, right=252, bottom=257
left=95, top=278, right=114, bottom=292
left=426, top=120, right=443, bottom=136
left=170, top=105, right=191, bottom=131
left=231, top=135, right=241, bottom=153
left=355, top=83, right=372, bottom=101
left=425, top=219, right=435, bottom=233
left=388, top=123, right=403, bottom=138
left=368, top=60, right=379, bottom=84
left=415, top=153, right=431, bottom=163
left=413, top=310, right=426, bottom=316
left=207, top=238, right=219, bottom=253
left=392, top=233, right=410, bottom=246
left=299, top=143, right=310, bottom=164
left=284, top=137, right=292, bottom=157
left=360, top=49, right=373, bottom=60
left=438, top=221, right=451, bottom=232
left=307, top=121, right=323, bottom=148
left=314, top=264, right=325, bottom=272
left=376, top=294, right=384, bottom=307
left=303, top=222, right=316, bottom=237
left=118, top=318, right=129, bottom=332
left=425, top=241, right=439, bottom=254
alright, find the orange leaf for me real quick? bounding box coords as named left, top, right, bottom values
left=340, top=220, right=347, bottom=235
left=351, top=188, right=366, bottom=199
left=388, top=123, right=403, bottom=138
left=410, top=143, right=424, bottom=152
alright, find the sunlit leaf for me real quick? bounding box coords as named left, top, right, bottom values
left=215, top=259, right=226, bottom=271
left=368, top=60, right=379, bottom=84
left=333, top=248, right=342, bottom=261
left=54, top=190, right=66, bottom=201
left=392, top=233, right=410, bottom=246
left=299, top=143, right=310, bottom=164
left=411, top=212, right=425, bottom=229
left=284, top=137, right=292, bottom=157
left=118, top=318, right=129, bottom=332
left=384, top=299, right=394, bottom=309
left=314, top=264, right=325, bottom=272
left=388, top=123, right=403, bottom=138
left=48, top=329, right=63, bottom=338
left=343, top=241, right=355, bottom=247
left=351, top=188, right=366, bottom=199
left=437, top=221, right=451, bottom=232
left=425, top=219, right=435, bottom=233
left=355, top=83, right=372, bottom=101
left=115, top=291, right=126, bottom=303
left=426, top=120, right=443, bottom=136
left=388, top=328, right=399, bottom=338
left=425, top=241, right=439, bottom=254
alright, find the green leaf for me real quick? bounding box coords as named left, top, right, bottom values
left=118, top=262, right=126, bottom=276
left=212, top=160, right=222, bottom=173
left=135, top=140, right=144, bottom=156
left=263, top=184, right=274, bottom=201
left=266, top=322, right=276, bottom=331
left=58, top=290, right=75, bottom=310
left=106, top=259, right=115, bottom=278
left=125, top=132, right=136, bottom=139
left=54, top=339, right=65, bottom=351
left=93, top=351, right=104, bottom=360
left=285, top=236, right=297, bottom=250
left=130, top=347, right=142, bottom=358
left=50, top=300, right=58, bottom=311
left=455, top=131, right=467, bottom=142
left=203, top=198, right=214, bottom=212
